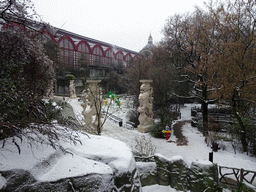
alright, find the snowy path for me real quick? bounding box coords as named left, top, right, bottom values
left=68, top=99, right=256, bottom=171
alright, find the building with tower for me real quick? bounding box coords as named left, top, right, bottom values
left=140, top=34, right=156, bottom=57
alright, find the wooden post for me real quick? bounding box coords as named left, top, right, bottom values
left=240, top=168, right=244, bottom=185
left=209, top=152, right=213, bottom=162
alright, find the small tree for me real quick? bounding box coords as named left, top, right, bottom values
left=82, top=81, right=121, bottom=135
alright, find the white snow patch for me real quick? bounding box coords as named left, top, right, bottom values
left=38, top=154, right=112, bottom=182
left=191, top=159, right=213, bottom=169
left=136, top=162, right=156, bottom=174
left=142, top=184, right=179, bottom=192
left=154, top=153, right=170, bottom=162
left=0, top=131, right=134, bottom=182
left=170, top=155, right=184, bottom=162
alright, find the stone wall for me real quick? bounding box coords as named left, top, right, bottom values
left=136, top=153, right=220, bottom=192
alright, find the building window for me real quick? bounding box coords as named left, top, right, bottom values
left=76, top=42, right=90, bottom=68
left=92, top=46, right=103, bottom=65
left=58, top=38, right=74, bottom=68
left=105, top=49, right=114, bottom=66
left=116, top=51, right=124, bottom=66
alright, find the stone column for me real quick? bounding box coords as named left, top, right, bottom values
left=69, top=80, right=76, bottom=98
left=138, top=80, right=154, bottom=133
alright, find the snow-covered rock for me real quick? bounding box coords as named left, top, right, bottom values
left=0, top=132, right=141, bottom=191
left=136, top=161, right=157, bottom=186
left=189, top=160, right=218, bottom=192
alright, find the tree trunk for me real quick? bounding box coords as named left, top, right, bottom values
left=201, top=101, right=208, bottom=136
left=201, top=86, right=208, bottom=136
left=233, top=111, right=247, bottom=153
left=232, top=92, right=248, bottom=153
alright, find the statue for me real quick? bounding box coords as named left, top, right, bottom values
left=45, top=79, right=54, bottom=98
left=69, top=80, right=76, bottom=98
left=138, top=80, right=154, bottom=133
left=81, top=80, right=103, bottom=134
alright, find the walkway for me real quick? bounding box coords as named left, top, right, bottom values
left=172, top=121, right=188, bottom=146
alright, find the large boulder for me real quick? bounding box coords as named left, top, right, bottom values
left=0, top=133, right=141, bottom=191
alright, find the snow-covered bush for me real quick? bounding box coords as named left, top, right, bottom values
left=133, top=135, right=156, bottom=157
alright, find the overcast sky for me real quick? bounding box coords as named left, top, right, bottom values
left=32, top=0, right=206, bottom=52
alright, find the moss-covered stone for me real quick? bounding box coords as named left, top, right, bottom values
left=136, top=162, right=157, bottom=187
left=114, top=168, right=141, bottom=192
left=154, top=153, right=171, bottom=186
left=189, top=160, right=219, bottom=192
left=169, top=156, right=190, bottom=191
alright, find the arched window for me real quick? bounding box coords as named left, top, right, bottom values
left=76, top=41, right=91, bottom=68
left=124, top=53, right=132, bottom=67
left=105, top=48, right=114, bottom=66
left=115, top=51, right=124, bottom=66
left=92, top=45, right=104, bottom=65
left=58, top=36, right=75, bottom=68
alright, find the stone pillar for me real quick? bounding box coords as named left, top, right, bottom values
left=69, top=80, right=76, bottom=98
left=82, top=80, right=103, bottom=133
left=138, top=80, right=154, bottom=133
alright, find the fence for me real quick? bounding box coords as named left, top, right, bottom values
left=209, top=113, right=232, bottom=122
left=219, top=166, right=256, bottom=188
left=102, top=110, right=136, bottom=130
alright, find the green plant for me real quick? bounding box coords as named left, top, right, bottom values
left=65, top=74, right=75, bottom=80
left=203, top=178, right=222, bottom=192
left=150, top=122, right=165, bottom=138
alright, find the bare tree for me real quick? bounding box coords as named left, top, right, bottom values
left=82, top=82, right=121, bottom=135
left=206, top=0, right=256, bottom=153
left=127, top=56, right=152, bottom=100
left=163, top=10, right=219, bottom=135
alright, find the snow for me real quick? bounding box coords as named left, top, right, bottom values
left=142, top=184, right=180, bottom=192
left=191, top=159, right=213, bottom=168
left=0, top=128, right=134, bottom=182
left=136, top=162, right=156, bottom=174
left=1, top=98, right=256, bottom=191
left=38, top=154, right=112, bottom=182
left=67, top=98, right=256, bottom=191
left=64, top=134, right=135, bottom=175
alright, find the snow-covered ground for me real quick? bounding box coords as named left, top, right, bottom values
left=68, top=98, right=256, bottom=191
left=1, top=97, right=255, bottom=191
left=0, top=126, right=136, bottom=190
left=69, top=98, right=256, bottom=171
